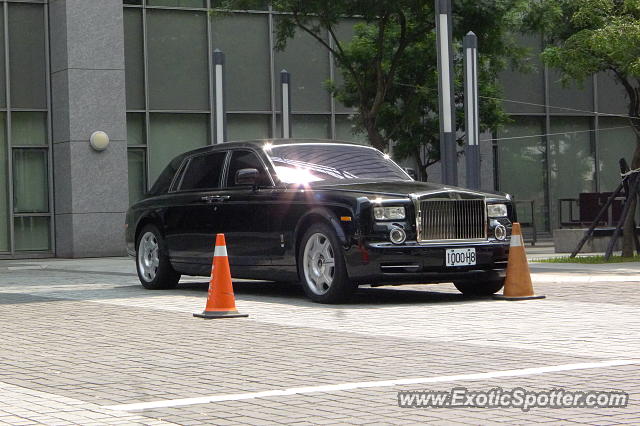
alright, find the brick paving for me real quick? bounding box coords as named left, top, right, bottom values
left=0, top=257, right=638, bottom=424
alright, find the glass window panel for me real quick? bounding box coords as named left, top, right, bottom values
left=598, top=117, right=637, bottom=192
left=124, top=8, right=145, bottom=110
left=0, top=113, right=7, bottom=251
left=9, top=4, right=46, bottom=109
left=549, top=70, right=594, bottom=112
left=274, top=19, right=331, bottom=112
left=128, top=149, right=146, bottom=205
left=127, top=113, right=146, bottom=146
left=148, top=0, right=206, bottom=7
left=269, top=144, right=408, bottom=182
left=124, top=0, right=143, bottom=5
left=597, top=72, right=629, bottom=115
left=290, top=115, right=330, bottom=139
left=148, top=113, right=208, bottom=184
left=497, top=116, right=548, bottom=231
left=180, top=151, right=226, bottom=190
left=335, top=115, right=367, bottom=144
left=147, top=10, right=209, bottom=110
left=13, top=149, right=48, bottom=213
left=548, top=117, right=595, bottom=229
left=14, top=216, right=50, bottom=251
left=225, top=150, right=270, bottom=187
left=498, top=34, right=544, bottom=114
left=11, top=112, right=47, bottom=146
left=227, top=114, right=271, bottom=141
left=333, top=19, right=360, bottom=113
left=211, top=14, right=270, bottom=111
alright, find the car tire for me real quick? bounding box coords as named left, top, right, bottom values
left=136, top=224, right=180, bottom=290
left=298, top=222, right=355, bottom=304
left=454, top=278, right=504, bottom=296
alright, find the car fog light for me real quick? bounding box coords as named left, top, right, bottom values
left=494, top=224, right=507, bottom=241
left=389, top=227, right=406, bottom=244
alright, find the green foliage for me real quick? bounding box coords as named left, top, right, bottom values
left=526, top=0, right=640, bottom=257
left=529, top=0, right=640, bottom=113
left=216, top=1, right=527, bottom=179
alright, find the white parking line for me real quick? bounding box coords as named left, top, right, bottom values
left=7, top=265, right=46, bottom=271
left=104, top=359, right=640, bottom=411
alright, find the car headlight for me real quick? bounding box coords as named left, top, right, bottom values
left=487, top=203, right=508, bottom=218
left=374, top=206, right=406, bottom=220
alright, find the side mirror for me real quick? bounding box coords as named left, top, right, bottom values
left=235, top=168, right=260, bottom=186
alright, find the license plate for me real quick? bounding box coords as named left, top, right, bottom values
left=445, top=248, right=476, bottom=267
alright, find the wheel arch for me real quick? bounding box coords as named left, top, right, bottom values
left=134, top=213, right=164, bottom=253
left=293, top=207, right=349, bottom=261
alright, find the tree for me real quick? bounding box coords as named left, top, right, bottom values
left=526, top=0, right=640, bottom=256
left=216, top=0, right=526, bottom=180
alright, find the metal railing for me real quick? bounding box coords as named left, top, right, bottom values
left=514, top=199, right=537, bottom=246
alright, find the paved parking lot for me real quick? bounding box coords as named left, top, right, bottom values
left=0, top=256, right=639, bottom=425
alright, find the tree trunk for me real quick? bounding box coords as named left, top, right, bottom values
left=621, top=138, right=640, bottom=257
left=419, top=158, right=429, bottom=181
left=365, top=123, right=387, bottom=152
left=409, top=147, right=426, bottom=181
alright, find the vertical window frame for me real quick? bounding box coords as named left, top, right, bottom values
left=1, top=1, right=53, bottom=255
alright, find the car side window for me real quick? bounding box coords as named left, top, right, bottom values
left=225, top=150, right=270, bottom=187
left=179, top=152, right=227, bottom=191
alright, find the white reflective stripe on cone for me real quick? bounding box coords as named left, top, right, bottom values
left=510, top=235, right=523, bottom=247
left=214, top=245, right=228, bottom=257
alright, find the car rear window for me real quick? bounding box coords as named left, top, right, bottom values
left=180, top=152, right=227, bottom=191
left=148, top=155, right=184, bottom=195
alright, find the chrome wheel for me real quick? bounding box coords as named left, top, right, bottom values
left=137, top=231, right=160, bottom=282
left=302, top=232, right=336, bottom=295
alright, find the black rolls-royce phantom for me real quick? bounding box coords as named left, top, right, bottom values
left=125, top=139, right=515, bottom=303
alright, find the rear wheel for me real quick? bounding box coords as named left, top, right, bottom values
left=298, top=223, right=355, bottom=304
left=454, top=278, right=504, bottom=296
left=136, top=224, right=180, bottom=290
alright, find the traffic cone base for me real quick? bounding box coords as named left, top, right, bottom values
left=193, top=310, right=248, bottom=319
left=194, top=233, right=248, bottom=319
left=493, top=294, right=546, bottom=301
left=493, top=222, right=545, bottom=301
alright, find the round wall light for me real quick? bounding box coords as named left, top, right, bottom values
left=90, top=131, right=110, bottom=151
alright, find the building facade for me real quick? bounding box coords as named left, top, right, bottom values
left=0, top=0, right=635, bottom=258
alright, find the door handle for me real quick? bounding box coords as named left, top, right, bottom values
left=201, top=195, right=230, bottom=203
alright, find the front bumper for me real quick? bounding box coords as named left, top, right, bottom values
left=345, top=239, right=509, bottom=285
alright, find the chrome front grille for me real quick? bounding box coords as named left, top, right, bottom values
left=418, top=198, right=486, bottom=241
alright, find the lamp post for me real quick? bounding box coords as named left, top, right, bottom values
left=213, top=49, right=226, bottom=143
left=464, top=31, right=480, bottom=189
left=280, top=69, right=292, bottom=139
left=435, top=0, right=457, bottom=185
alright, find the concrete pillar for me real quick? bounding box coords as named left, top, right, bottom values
left=49, top=0, right=128, bottom=257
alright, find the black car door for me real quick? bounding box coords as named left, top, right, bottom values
left=164, top=150, right=228, bottom=266
left=216, top=149, right=277, bottom=267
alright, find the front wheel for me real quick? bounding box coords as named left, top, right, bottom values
left=136, top=224, right=180, bottom=290
left=454, top=278, right=504, bottom=296
left=298, top=223, right=355, bottom=304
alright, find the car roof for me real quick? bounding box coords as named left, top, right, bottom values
left=182, top=138, right=373, bottom=156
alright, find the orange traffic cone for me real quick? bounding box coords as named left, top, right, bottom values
left=194, top=234, right=248, bottom=319
left=493, top=223, right=545, bottom=301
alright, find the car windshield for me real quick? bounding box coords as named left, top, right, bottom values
left=266, top=143, right=411, bottom=184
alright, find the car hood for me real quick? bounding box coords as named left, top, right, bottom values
left=304, top=179, right=508, bottom=199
